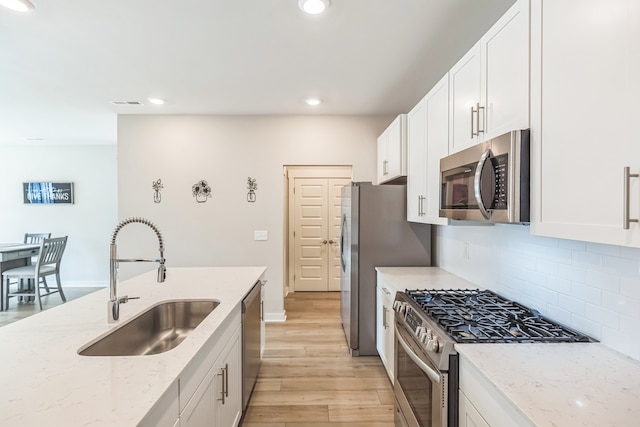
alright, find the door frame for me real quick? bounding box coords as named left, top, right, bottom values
left=283, top=165, right=352, bottom=295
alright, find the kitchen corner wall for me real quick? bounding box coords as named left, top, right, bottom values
left=117, top=114, right=392, bottom=320
left=0, top=143, right=117, bottom=286
left=435, top=224, right=640, bottom=361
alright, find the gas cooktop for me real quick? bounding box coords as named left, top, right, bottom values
left=404, top=288, right=591, bottom=344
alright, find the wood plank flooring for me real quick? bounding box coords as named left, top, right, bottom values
left=241, top=292, right=394, bottom=427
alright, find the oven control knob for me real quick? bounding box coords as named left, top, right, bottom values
left=415, top=326, right=426, bottom=337
left=393, top=301, right=407, bottom=314
left=426, top=338, right=441, bottom=353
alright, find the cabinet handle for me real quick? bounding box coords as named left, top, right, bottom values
left=623, top=167, right=639, bottom=229
left=224, top=363, right=229, bottom=398
left=477, top=103, right=485, bottom=135
left=471, top=103, right=485, bottom=138
left=382, top=287, right=391, bottom=296
left=383, top=160, right=389, bottom=175
left=382, top=305, right=388, bottom=329
left=218, top=366, right=226, bottom=404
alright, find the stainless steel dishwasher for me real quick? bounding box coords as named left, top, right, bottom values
left=242, top=280, right=263, bottom=410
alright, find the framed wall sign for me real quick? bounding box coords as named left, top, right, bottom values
left=23, top=182, right=74, bottom=204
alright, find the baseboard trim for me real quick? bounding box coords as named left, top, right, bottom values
left=264, top=311, right=287, bottom=323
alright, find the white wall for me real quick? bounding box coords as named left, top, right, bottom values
left=435, top=224, right=640, bottom=360
left=117, top=114, right=392, bottom=320
left=0, top=144, right=117, bottom=285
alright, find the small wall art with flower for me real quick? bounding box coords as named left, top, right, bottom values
left=247, top=177, right=257, bottom=202
left=152, top=179, right=163, bottom=203
left=192, top=180, right=212, bottom=203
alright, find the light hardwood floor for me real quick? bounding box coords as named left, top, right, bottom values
left=241, top=292, right=394, bottom=427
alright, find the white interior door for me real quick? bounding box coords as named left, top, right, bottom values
left=292, top=177, right=349, bottom=291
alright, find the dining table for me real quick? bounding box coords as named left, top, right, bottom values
left=0, top=243, right=40, bottom=311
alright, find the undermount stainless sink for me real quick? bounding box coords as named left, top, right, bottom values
left=79, top=300, right=220, bottom=356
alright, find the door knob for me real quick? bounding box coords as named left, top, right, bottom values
left=328, top=240, right=335, bottom=244
left=322, top=240, right=328, bottom=244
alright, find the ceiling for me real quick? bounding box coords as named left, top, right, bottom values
left=0, top=0, right=515, bottom=145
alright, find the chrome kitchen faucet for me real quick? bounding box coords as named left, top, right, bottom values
left=108, top=217, right=166, bottom=323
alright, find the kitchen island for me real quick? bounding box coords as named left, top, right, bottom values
left=0, top=266, right=266, bottom=426
left=378, top=266, right=640, bottom=427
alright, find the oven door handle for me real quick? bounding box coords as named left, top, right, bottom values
left=395, top=326, right=441, bottom=384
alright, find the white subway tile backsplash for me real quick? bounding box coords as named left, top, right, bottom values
left=619, top=246, right=640, bottom=260
left=586, top=242, right=621, bottom=257
left=584, top=304, right=620, bottom=330
left=602, top=327, right=640, bottom=360
left=536, top=258, right=559, bottom=276
left=569, top=314, right=602, bottom=340
left=558, top=264, right=587, bottom=283
left=558, top=238, right=586, bottom=251
left=620, top=277, right=640, bottom=300
left=558, top=294, right=586, bottom=316
left=546, top=276, right=572, bottom=295
left=602, top=291, right=640, bottom=320
left=545, top=304, right=572, bottom=325
left=570, top=282, right=602, bottom=305
left=585, top=270, right=620, bottom=293
left=602, top=255, right=640, bottom=277
left=436, top=225, right=640, bottom=360
left=571, top=251, right=603, bottom=270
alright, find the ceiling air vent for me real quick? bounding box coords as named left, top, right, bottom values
left=109, top=100, right=144, bottom=105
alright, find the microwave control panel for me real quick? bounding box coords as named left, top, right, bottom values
left=491, top=154, right=508, bottom=209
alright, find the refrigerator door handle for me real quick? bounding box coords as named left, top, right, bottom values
left=340, top=214, right=347, bottom=272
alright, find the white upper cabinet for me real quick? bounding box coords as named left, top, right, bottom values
left=407, top=73, right=449, bottom=225
left=449, top=0, right=530, bottom=154
left=377, top=114, right=407, bottom=184
left=530, top=0, right=640, bottom=247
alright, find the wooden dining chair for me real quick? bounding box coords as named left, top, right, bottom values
left=2, top=236, right=68, bottom=310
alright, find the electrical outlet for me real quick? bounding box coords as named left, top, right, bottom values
left=463, top=241, right=470, bottom=260
left=254, top=230, right=268, bottom=241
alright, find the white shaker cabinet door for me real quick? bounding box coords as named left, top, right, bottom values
left=424, top=74, right=450, bottom=225
left=449, top=42, right=482, bottom=154
left=407, top=93, right=428, bottom=223
left=481, top=0, right=529, bottom=140
left=530, top=0, right=640, bottom=247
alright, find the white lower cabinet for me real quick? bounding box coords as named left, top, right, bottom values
left=376, top=273, right=397, bottom=382
left=459, top=355, right=532, bottom=427
left=181, top=325, right=242, bottom=427
left=459, top=393, right=490, bottom=427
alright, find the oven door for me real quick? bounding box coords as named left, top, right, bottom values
left=394, top=322, right=447, bottom=427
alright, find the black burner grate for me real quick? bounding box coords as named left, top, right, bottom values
left=405, top=289, right=590, bottom=343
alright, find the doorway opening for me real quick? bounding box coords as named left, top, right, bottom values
left=283, top=165, right=352, bottom=294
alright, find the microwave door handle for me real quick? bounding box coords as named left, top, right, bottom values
left=395, top=325, right=441, bottom=384
left=474, top=148, right=493, bottom=220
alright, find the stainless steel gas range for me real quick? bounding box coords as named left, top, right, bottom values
left=392, top=288, right=592, bottom=427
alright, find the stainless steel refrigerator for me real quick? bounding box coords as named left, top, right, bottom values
left=340, top=182, right=431, bottom=356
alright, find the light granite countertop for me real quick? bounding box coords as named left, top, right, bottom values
left=456, top=343, right=640, bottom=427
left=375, top=266, right=640, bottom=427
left=0, top=266, right=266, bottom=426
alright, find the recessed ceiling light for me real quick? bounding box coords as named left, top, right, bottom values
left=298, top=0, right=330, bottom=15
left=0, top=0, right=35, bottom=12
left=305, top=97, right=321, bottom=106
left=147, top=97, right=165, bottom=105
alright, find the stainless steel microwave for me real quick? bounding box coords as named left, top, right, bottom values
left=440, top=129, right=530, bottom=223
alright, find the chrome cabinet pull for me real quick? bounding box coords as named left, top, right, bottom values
left=624, top=167, right=639, bottom=229
left=477, top=103, right=485, bottom=135
left=471, top=103, right=485, bottom=138
left=382, top=305, right=387, bottom=329
left=218, top=367, right=226, bottom=404
left=383, top=160, right=389, bottom=175
left=224, top=363, right=229, bottom=398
